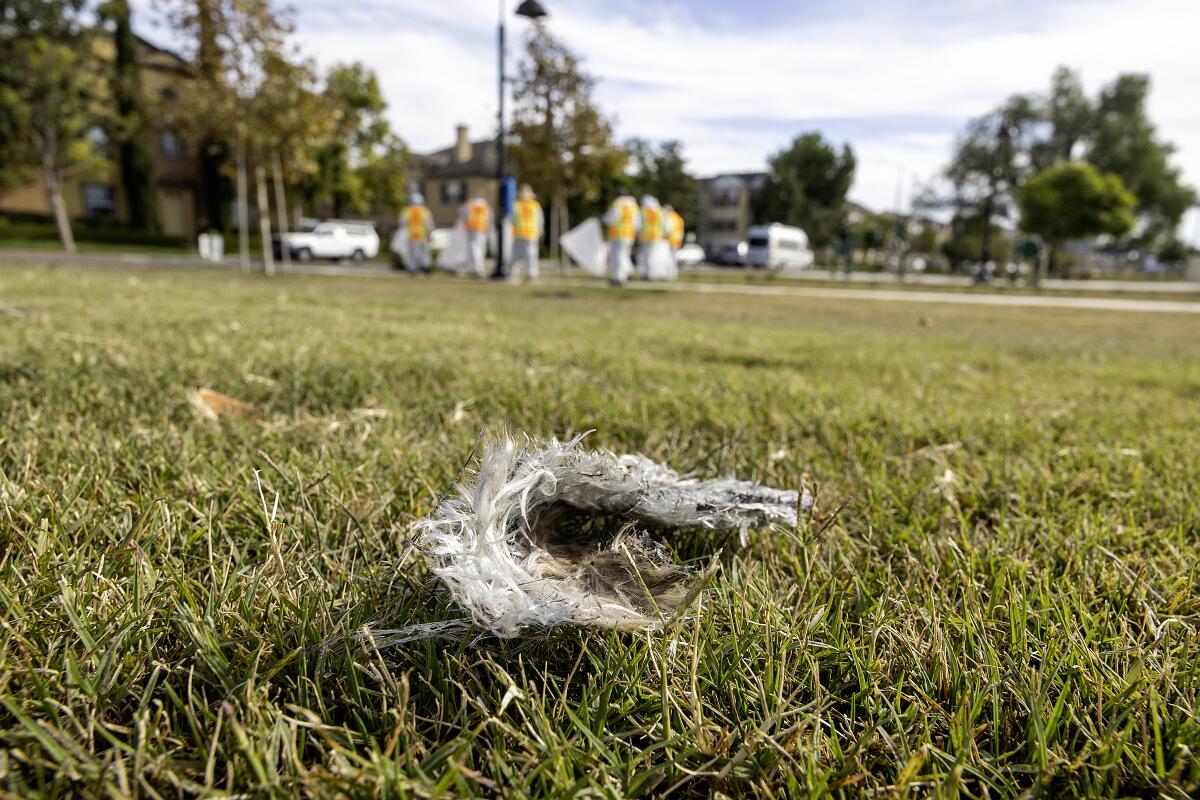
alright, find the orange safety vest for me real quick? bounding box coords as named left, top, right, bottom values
left=466, top=199, right=490, bottom=233
left=607, top=200, right=636, bottom=241
left=641, top=206, right=663, bottom=243
left=667, top=210, right=684, bottom=249
left=514, top=198, right=541, bottom=241
left=406, top=205, right=430, bottom=241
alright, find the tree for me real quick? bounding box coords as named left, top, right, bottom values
left=98, top=0, right=159, bottom=232
left=159, top=0, right=306, bottom=271
left=300, top=63, right=407, bottom=221
left=753, top=132, right=855, bottom=248
left=510, top=23, right=626, bottom=254
left=154, top=0, right=231, bottom=231
left=1018, top=162, right=1136, bottom=275
left=0, top=0, right=102, bottom=251
left=936, top=67, right=1196, bottom=259
left=625, top=138, right=700, bottom=229
left=1087, top=74, right=1197, bottom=243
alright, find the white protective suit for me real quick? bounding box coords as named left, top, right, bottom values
left=511, top=197, right=545, bottom=280
left=636, top=195, right=676, bottom=281
left=603, top=195, right=640, bottom=284
left=394, top=197, right=434, bottom=274
left=460, top=199, right=491, bottom=277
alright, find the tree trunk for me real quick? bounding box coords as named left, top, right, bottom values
left=41, top=142, right=76, bottom=253
left=559, top=201, right=569, bottom=275
left=235, top=142, right=250, bottom=271
left=255, top=164, right=275, bottom=276
left=548, top=195, right=558, bottom=262
left=272, top=154, right=291, bottom=272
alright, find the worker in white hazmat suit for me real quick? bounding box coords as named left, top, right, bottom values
left=637, top=195, right=677, bottom=280
left=603, top=192, right=640, bottom=285
left=664, top=205, right=685, bottom=252
left=511, top=184, right=544, bottom=281
left=399, top=193, right=435, bottom=274
left=459, top=194, right=492, bottom=278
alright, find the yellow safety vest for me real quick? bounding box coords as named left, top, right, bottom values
left=466, top=199, right=490, bottom=233
left=667, top=210, right=684, bottom=249
left=641, top=206, right=663, bottom=243
left=406, top=206, right=430, bottom=241
left=514, top=199, right=541, bottom=241
left=607, top=200, right=636, bottom=241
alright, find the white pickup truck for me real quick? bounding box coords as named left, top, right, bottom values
left=277, top=221, right=379, bottom=263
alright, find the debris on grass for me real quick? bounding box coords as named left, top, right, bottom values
left=188, top=387, right=260, bottom=421
left=413, top=433, right=798, bottom=637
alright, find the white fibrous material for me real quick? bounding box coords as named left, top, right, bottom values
left=413, top=434, right=799, bottom=637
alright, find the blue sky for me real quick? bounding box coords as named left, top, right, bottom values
left=136, top=0, right=1200, bottom=241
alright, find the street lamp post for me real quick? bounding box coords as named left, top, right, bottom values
left=492, top=0, right=547, bottom=280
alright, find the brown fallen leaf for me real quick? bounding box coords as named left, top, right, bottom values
left=188, top=387, right=260, bottom=421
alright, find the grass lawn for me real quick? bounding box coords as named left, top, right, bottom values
left=1, top=263, right=1198, bottom=798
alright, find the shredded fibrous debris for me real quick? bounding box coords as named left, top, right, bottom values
left=412, top=433, right=798, bottom=637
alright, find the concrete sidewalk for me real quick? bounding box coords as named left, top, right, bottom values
left=4, top=248, right=1198, bottom=313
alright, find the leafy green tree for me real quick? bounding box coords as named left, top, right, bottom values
left=98, top=0, right=159, bottom=232
left=1018, top=162, right=1137, bottom=275
left=0, top=0, right=101, bottom=251
left=753, top=132, right=855, bottom=248
left=510, top=23, right=626, bottom=252
left=1033, top=67, right=1092, bottom=167
left=1086, top=74, right=1197, bottom=242
left=297, top=63, right=407, bottom=220
left=625, top=138, right=700, bottom=228
left=937, top=67, right=1195, bottom=257
left=154, top=0, right=231, bottom=231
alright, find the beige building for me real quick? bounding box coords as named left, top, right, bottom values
left=411, top=125, right=499, bottom=228
left=696, top=172, right=765, bottom=255
left=0, top=35, right=204, bottom=239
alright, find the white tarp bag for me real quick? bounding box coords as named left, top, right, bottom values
left=487, top=218, right=514, bottom=266
left=438, top=226, right=469, bottom=272
left=560, top=217, right=607, bottom=277
left=644, top=240, right=677, bottom=281
left=197, top=232, right=224, bottom=262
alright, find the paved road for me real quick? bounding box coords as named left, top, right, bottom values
left=692, top=265, right=1200, bottom=294
left=4, top=249, right=1198, bottom=314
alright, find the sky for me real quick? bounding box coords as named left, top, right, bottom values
left=136, top=0, right=1200, bottom=243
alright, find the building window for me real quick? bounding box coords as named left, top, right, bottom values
left=86, top=126, right=112, bottom=159
left=711, top=190, right=741, bottom=208
left=440, top=180, right=466, bottom=204
left=82, top=184, right=116, bottom=217
left=160, top=131, right=183, bottom=159
left=160, top=87, right=178, bottom=102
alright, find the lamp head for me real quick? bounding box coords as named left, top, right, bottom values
left=515, top=0, right=548, bottom=19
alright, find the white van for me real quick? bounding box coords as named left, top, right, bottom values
left=746, top=224, right=814, bottom=270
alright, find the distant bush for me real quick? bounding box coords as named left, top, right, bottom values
left=0, top=214, right=188, bottom=249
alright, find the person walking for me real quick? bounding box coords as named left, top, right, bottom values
left=636, top=195, right=664, bottom=279
left=511, top=184, right=544, bottom=281
left=664, top=204, right=685, bottom=251
left=460, top=193, right=492, bottom=278
left=603, top=191, right=640, bottom=285
left=400, top=193, right=434, bottom=274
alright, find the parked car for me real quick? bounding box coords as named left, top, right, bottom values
left=675, top=242, right=706, bottom=267
left=713, top=241, right=748, bottom=266
left=277, top=221, right=379, bottom=263
left=746, top=224, right=814, bottom=270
